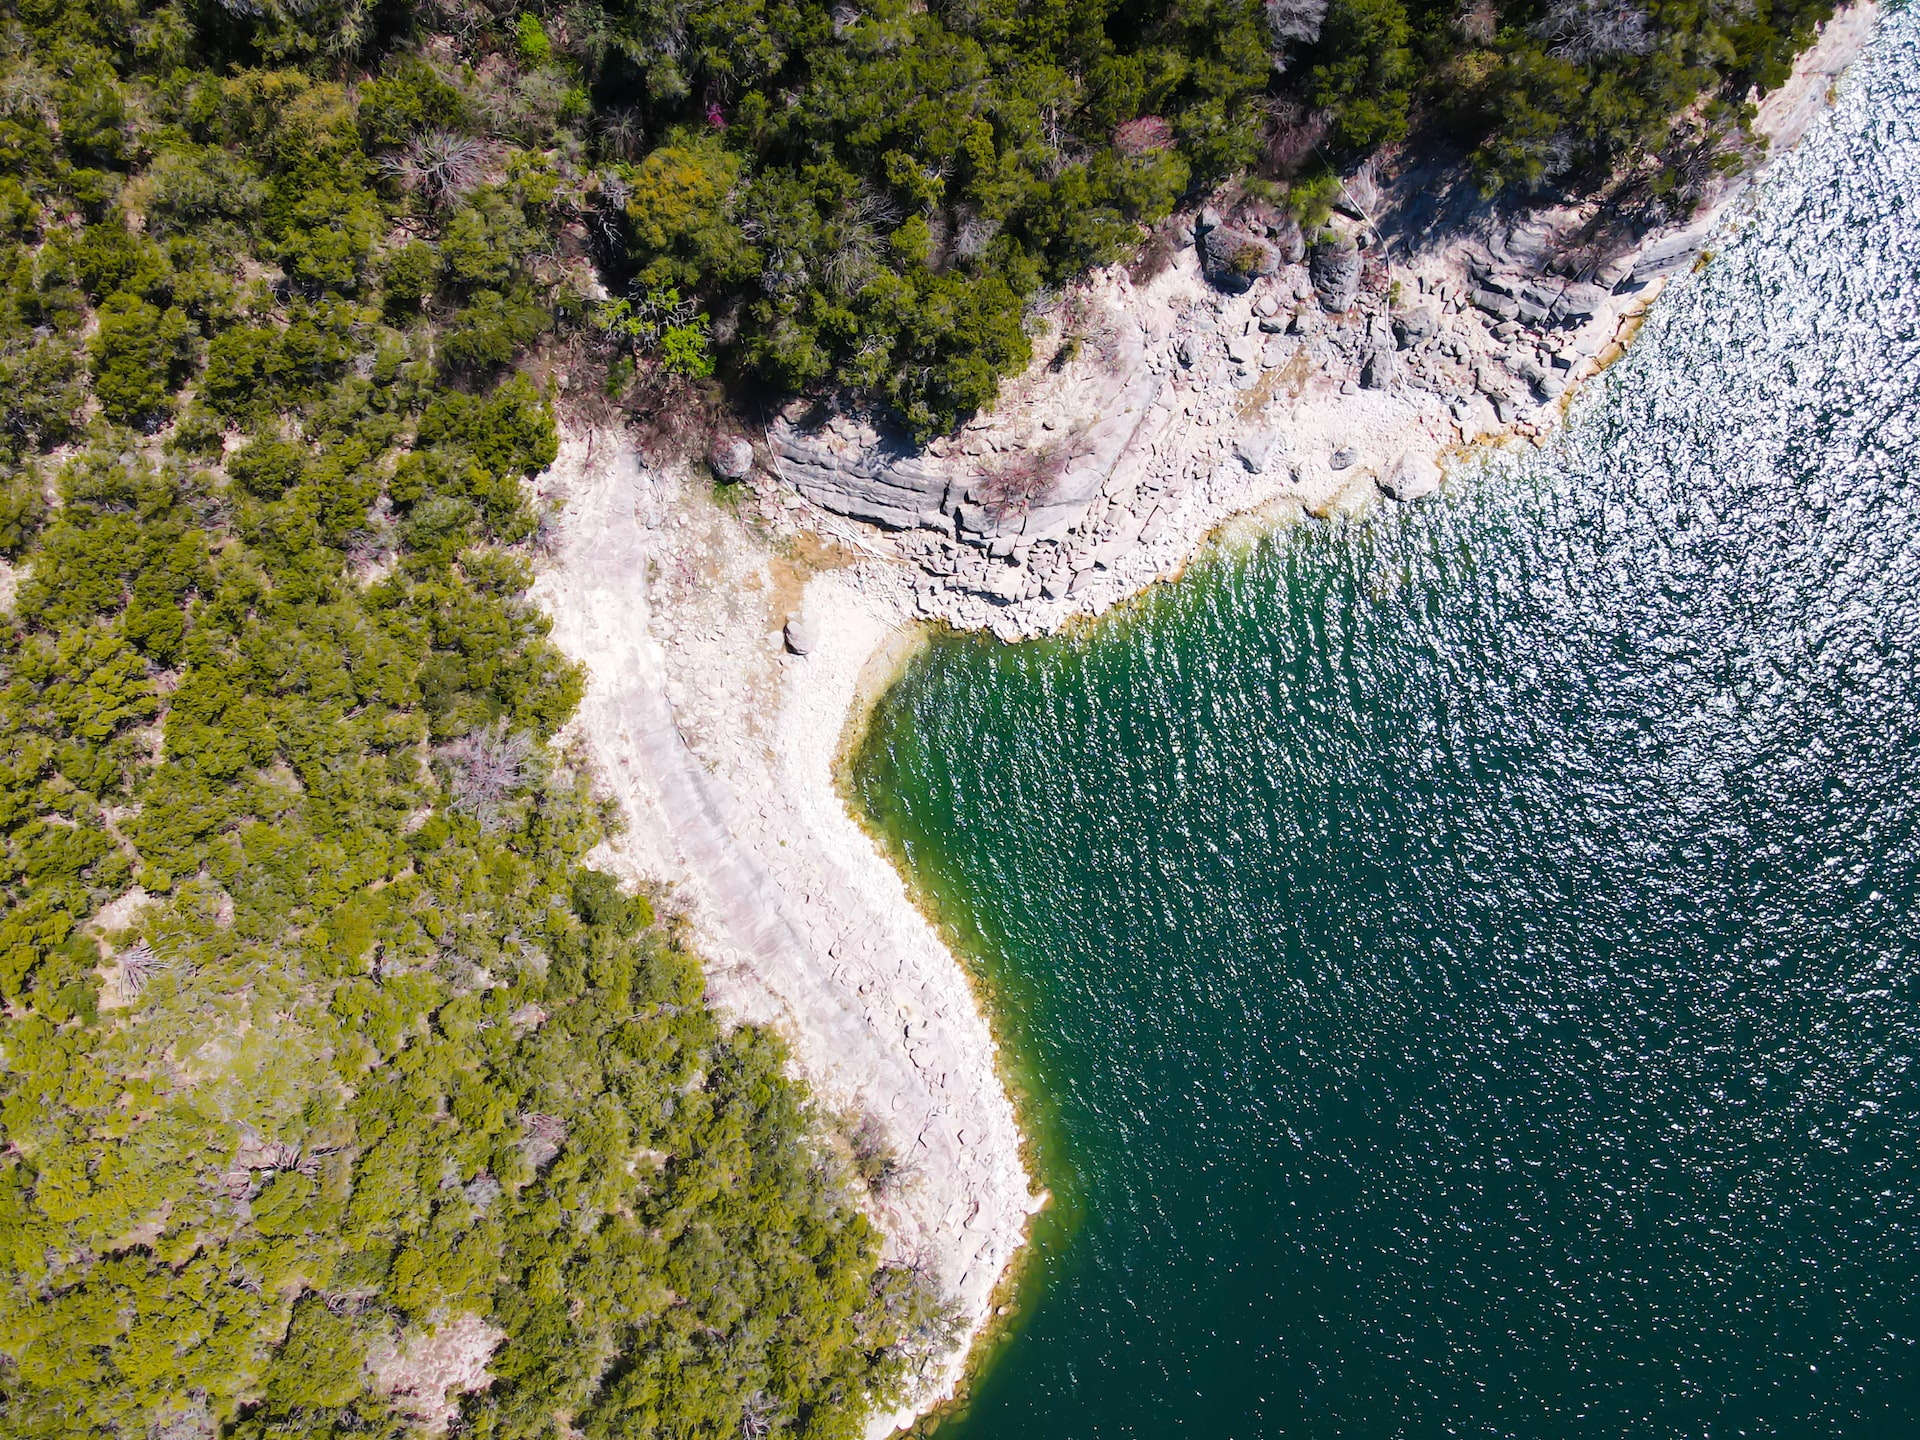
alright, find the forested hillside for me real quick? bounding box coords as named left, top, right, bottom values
left=0, top=5, right=940, bottom=1437
left=0, top=0, right=1841, bottom=1432
left=598, top=0, right=1835, bottom=436
left=566, top=0, right=1835, bottom=435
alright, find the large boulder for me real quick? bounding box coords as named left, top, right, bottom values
left=1234, top=431, right=1278, bottom=473
left=1269, top=215, right=1307, bottom=266
left=1628, top=221, right=1714, bottom=284
left=1509, top=354, right=1549, bottom=389
left=708, top=434, right=754, bottom=479
left=1471, top=287, right=1520, bottom=321
left=1515, top=287, right=1554, bottom=326
left=1392, top=306, right=1440, bottom=348
left=1359, top=343, right=1394, bottom=390
left=1200, top=225, right=1282, bottom=293
left=1465, top=256, right=1517, bottom=296
left=784, top=610, right=819, bottom=655
left=1309, top=237, right=1362, bottom=313
left=1553, top=281, right=1609, bottom=325
left=1378, top=452, right=1442, bottom=502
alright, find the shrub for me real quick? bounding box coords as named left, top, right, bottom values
left=441, top=193, right=530, bottom=293
left=0, top=338, right=86, bottom=456
left=517, top=13, right=553, bottom=65
left=272, top=184, right=381, bottom=293
left=378, top=240, right=441, bottom=319
left=624, top=138, right=756, bottom=291
left=90, top=293, right=193, bottom=426
left=144, top=144, right=268, bottom=238
left=0, top=468, right=46, bottom=556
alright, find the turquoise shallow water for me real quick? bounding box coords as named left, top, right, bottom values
left=852, top=17, right=1920, bottom=1439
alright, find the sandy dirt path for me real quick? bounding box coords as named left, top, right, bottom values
left=530, top=427, right=1039, bottom=1435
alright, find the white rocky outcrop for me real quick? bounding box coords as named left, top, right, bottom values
left=530, top=432, right=1040, bottom=1440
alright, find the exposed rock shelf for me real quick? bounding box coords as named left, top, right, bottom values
left=530, top=432, right=1039, bottom=1440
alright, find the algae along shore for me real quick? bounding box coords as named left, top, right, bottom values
left=849, top=16, right=1920, bottom=1431
left=0, top=0, right=1900, bottom=1436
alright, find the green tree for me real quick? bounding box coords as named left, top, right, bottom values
left=1308, top=0, right=1415, bottom=148
left=624, top=138, right=757, bottom=291
left=89, top=293, right=193, bottom=426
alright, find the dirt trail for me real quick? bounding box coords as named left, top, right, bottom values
left=530, top=426, right=1038, bottom=1437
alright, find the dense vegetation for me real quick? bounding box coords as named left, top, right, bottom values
left=560, top=0, right=1835, bottom=433
left=1349, top=0, right=1835, bottom=192
left=0, top=0, right=1835, bottom=450
left=0, top=6, right=940, bottom=1437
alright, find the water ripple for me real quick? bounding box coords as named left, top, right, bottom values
left=856, top=15, right=1920, bottom=1438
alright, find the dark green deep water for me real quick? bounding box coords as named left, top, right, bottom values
left=851, top=18, right=1920, bottom=1439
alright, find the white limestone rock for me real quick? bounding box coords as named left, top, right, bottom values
left=1378, top=452, right=1442, bottom=502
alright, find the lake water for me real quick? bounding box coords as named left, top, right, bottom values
left=852, top=14, right=1920, bottom=1437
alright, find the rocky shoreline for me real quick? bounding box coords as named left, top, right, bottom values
left=756, top=1, right=1878, bottom=644
left=531, top=5, right=1878, bottom=1432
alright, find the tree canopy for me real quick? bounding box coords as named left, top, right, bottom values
left=0, top=5, right=940, bottom=1435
